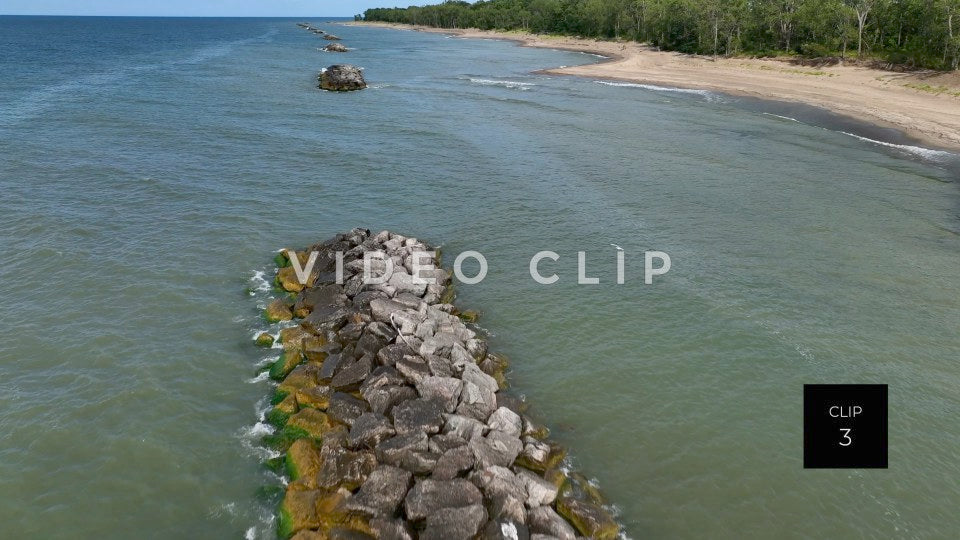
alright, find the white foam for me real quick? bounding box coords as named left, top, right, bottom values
left=257, top=354, right=279, bottom=368
left=468, top=77, right=536, bottom=90
left=594, top=80, right=714, bottom=98
left=249, top=270, right=272, bottom=293
left=762, top=112, right=800, bottom=122
left=245, top=422, right=274, bottom=438
left=247, top=371, right=271, bottom=384
left=840, top=132, right=955, bottom=161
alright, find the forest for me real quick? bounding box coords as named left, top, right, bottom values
left=361, top=0, right=960, bottom=70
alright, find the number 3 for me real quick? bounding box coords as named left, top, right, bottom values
left=839, top=428, right=852, bottom=447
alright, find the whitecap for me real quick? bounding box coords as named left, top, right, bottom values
left=247, top=371, right=271, bottom=384
left=840, top=131, right=955, bottom=161
left=467, top=77, right=536, bottom=90
left=594, top=80, right=713, bottom=98
left=762, top=112, right=800, bottom=122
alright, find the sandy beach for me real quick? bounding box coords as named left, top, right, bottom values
left=350, top=22, right=960, bottom=151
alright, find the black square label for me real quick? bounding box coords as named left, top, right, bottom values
left=804, top=384, right=887, bottom=468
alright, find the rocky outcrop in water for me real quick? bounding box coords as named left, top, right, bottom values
left=319, top=65, right=367, bottom=92
left=323, top=43, right=348, bottom=53
left=323, top=34, right=342, bottom=41
left=256, top=228, right=620, bottom=539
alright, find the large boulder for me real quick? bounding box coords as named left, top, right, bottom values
left=265, top=299, right=293, bottom=322
left=403, top=478, right=483, bottom=521
left=319, top=64, right=367, bottom=92
left=555, top=497, right=619, bottom=540
left=323, top=42, right=348, bottom=52
left=421, top=504, right=488, bottom=540
left=345, top=465, right=413, bottom=517
left=527, top=506, right=576, bottom=540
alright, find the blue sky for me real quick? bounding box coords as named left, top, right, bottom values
left=0, top=1, right=424, bottom=17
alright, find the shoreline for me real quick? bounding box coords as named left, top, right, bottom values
left=347, top=21, right=960, bottom=152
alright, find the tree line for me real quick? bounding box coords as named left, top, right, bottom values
left=360, top=0, right=960, bottom=70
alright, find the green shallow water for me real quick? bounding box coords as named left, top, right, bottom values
left=0, top=15, right=959, bottom=539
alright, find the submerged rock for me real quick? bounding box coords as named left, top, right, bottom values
left=323, top=43, right=348, bottom=52
left=319, top=65, right=367, bottom=92
left=323, top=34, right=342, bottom=40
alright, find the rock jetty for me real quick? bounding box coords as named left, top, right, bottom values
left=256, top=228, right=621, bottom=539
left=319, top=65, right=367, bottom=92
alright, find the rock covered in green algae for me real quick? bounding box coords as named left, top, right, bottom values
left=269, top=349, right=303, bottom=381
left=285, top=438, right=322, bottom=487
left=265, top=298, right=293, bottom=323
left=255, top=332, right=275, bottom=347
left=556, top=496, right=619, bottom=540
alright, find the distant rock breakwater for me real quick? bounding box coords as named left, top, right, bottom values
left=255, top=228, right=621, bottom=539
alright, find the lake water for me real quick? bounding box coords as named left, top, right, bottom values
left=1, top=15, right=958, bottom=539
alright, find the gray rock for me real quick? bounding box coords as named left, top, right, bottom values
left=403, top=478, right=483, bottom=521
left=388, top=270, right=428, bottom=297
left=450, top=342, right=475, bottom=367
left=348, top=412, right=395, bottom=449
left=527, top=507, right=575, bottom=540
left=376, top=431, right=428, bottom=467
left=456, top=380, right=497, bottom=422
left=294, top=283, right=345, bottom=314
left=415, top=319, right=437, bottom=340
left=319, top=64, right=366, bottom=91
left=392, top=292, right=423, bottom=310
left=396, top=355, right=431, bottom=386
left=363, top=384, right=417, bottom=416
left=323, top=42, right=348, bottom=52
left=428, top=432, right=468, bottom=454
left=487, top=407, right=522, bottom=438
left=419, top=332, right=459, bottom=358
left=516, top=469, right=558, bottom=507
left=356, top=322, right=396, bottom=357
left=425, top=354, right=455, bottom=378
left=473, top=466, right=528, bottom=524
left=392, top=398, right=444, bottom=435
left=316, top=446, right=377, bottom=490
left=461, top=362, right=500, bottom=395
left=483, top=520, right=530, bottom=540
left=471, top=430, right=523, bottom=469
left=302, top=304, right=353, bottom=333
left=432, top=445, right=476, bottom=480
left=416, top=376, right=463, bottom=413
left=331, top=354, right=373, bottom=391
left=473, top=466, right=527, bottom=502
left=421, top=504, right=488, bottom=540
left=444, top=414, right=487, bottom=441
left=352, top=290, right=387, bottom=310
left=338, top=322, right=365, bottom=343
left=327, top=392, right=369, bottom=426
left=345, top=465, right=412, bottom=516
left=368, top=518, right=414, bottom=540
left=317, top=353, right=344, bottom=382
left=370, top=298, right=407, bottom=323
left=397, top=449, right=440, bottom=475
left=376, top=343, right=411, bottom=366
left=466, top=338, right=488, bottom=361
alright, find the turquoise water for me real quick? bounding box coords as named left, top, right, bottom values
left=1, top=16, right=959, bottom=539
